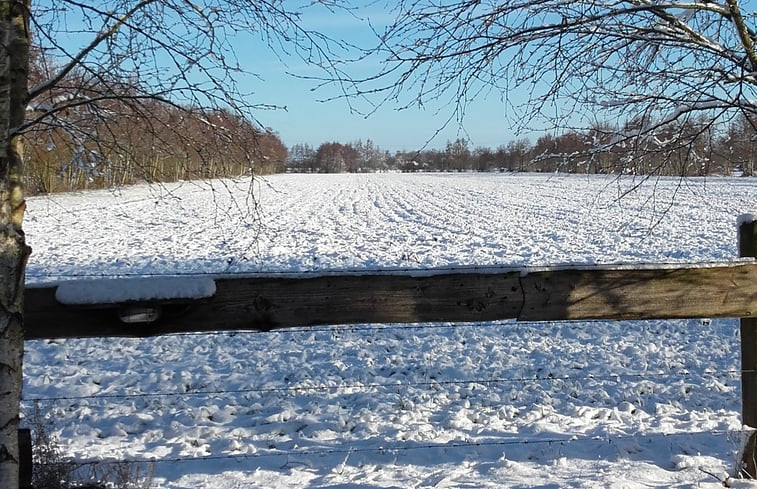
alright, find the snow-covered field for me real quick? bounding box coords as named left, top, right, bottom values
left=21, top=173, right=757, bottom=488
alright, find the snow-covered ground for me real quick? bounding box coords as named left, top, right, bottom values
left=21, top=173, right=757, bottom=488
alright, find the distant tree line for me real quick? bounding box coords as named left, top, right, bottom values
left=288, top=139, right=389, bottom=173
left=24, top=105, right=287, bottom=194
left=24, top=104, right=287, bottom=195
left=24, top=57, right=755, bottom=195
left=287, top=116, right=756, bottom=177
left=22, top=47, right=287, bottom=195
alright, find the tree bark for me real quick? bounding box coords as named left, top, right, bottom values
left=0, top=2, right=31, bottom=488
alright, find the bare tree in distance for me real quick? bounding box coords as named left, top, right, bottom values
left=0, top=1, right=349, bottom=487
left=350, top=0, right=757, bottom=175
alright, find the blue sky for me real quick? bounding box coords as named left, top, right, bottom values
left=249, top=72, right=516, bottom=152
left=46, top=1, right=551, bottom=153
left=237, top=4, right=538, bottom=152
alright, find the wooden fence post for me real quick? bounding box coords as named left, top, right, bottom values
left=740, top=215, right=757, bottom=478
left=18, top=429, right=30, bottom=489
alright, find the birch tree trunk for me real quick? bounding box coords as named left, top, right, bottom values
left=0, top=2, right=31, bottom=489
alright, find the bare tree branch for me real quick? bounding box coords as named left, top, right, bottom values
left=347, top=0, right=757, bottom=167
left=27, top=0, right=160, bottom=103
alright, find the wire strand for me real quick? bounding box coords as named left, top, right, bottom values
left=43, top=428, right=746, bottom=467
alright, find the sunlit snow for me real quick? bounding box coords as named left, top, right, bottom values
left=22, top=173, right=757, bottom=488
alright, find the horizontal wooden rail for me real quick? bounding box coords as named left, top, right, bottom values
left=22, top=262, right=757, bottom=340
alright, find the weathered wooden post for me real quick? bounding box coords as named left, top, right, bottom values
left=17, top=429, right=30, bottom=489
left=740, top=215, right=757, bottom=478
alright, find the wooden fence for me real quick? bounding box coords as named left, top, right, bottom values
left=23, top=262, right=756, bottom=339
left=19, top=219, right=757, bottom=482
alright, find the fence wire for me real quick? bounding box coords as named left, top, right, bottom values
left=40, top=429, right=746, bottom=467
